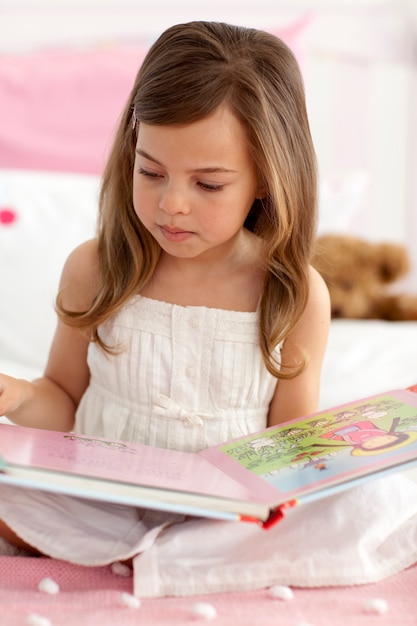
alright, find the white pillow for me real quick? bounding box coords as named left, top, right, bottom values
left=0, top=169, right=100, bottom=376
left=317, top=169, right=369, bottom=236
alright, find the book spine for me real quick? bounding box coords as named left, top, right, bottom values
left=260, top=500, right=298, bottom=530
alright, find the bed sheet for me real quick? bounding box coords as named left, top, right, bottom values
left=0, top=555, right=416, bottom=626
left=320, top=319, right=417, bottom=409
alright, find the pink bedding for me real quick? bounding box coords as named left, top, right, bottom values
left=1, top=556, right=416, bottom=625
left=0, top=47, right=147, bottom=175
left=0, top=19, right=309, bottom=175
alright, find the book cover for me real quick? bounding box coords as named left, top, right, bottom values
left=1, top=385, right=417, bottom=526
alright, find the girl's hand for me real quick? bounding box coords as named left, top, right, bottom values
left=0, top=373, right=76, bottom=430
left=0, top=373, right=33, bottom=418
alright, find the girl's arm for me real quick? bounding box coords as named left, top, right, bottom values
left=0, top=239, right=98, bottom=431
left=268, top=266, right=331, bottom=427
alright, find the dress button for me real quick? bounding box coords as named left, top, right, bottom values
left=185, top=367, right=196, bottom=378
left=189, top=317, right=199, bottom=328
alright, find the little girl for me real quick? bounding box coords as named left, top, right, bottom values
left=0, top=22, right=416, bottom=597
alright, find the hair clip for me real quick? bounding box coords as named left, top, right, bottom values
left=132, top=109, right=137, bottom=131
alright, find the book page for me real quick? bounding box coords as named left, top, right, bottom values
left=0, top=424, right=256, bottom=502
left=201, top=389, right=417, bottom=502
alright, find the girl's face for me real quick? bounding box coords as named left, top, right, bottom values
left=133, top=104, right=260, bottom=263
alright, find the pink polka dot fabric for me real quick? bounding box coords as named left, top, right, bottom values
left=0, top=556, right=415, bottom=626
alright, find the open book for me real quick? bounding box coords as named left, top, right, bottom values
left=1, top=384, right=417, bottom=529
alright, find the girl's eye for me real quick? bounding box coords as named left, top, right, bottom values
left=198, top=182, right=224, bottom=192
left=138, top=167, right=162, bottom=179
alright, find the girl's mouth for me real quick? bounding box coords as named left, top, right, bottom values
left=159, top=225, right=194, bottom=243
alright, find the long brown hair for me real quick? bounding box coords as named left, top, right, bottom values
left=57, top=21, right=317, bottom=378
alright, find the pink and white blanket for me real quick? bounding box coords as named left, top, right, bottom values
left=1, top=556, right=416, bottom=626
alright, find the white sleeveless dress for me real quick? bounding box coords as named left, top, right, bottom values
left=74, top=295, right=278, bottom=449
left=1, top=296, right=417, bottom=597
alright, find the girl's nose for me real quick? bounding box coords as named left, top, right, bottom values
left=159, top=183, right=190, bottom=215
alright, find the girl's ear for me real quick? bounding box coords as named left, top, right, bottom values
left=255, top=180, right=267, bottom=199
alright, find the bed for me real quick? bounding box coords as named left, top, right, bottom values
left=1, top=2, right=417, bottom=624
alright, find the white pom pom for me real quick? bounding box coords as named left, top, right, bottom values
left=268, top=585, right=294, bottom=600
left=363, top=598, right=388, bottom=615
left=191, top=602, right=217, bottom=620
left=119, top=592, right=141, bottom=609
left=111, top=561, right=132, bottom=578
left=26, top=614, right=52, bottom=626
left=38, top=577, right=60, bottom=595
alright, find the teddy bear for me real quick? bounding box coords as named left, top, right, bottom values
left=312, top=234, right=417, bottom=320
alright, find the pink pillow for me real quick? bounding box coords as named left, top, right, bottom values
left=269, top=13, right=312, bottom=76
left=0, top=46, right=147, bottom=174
left=0, top=18, right=311, bottom=175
